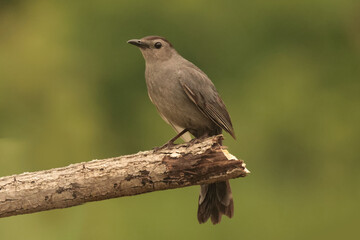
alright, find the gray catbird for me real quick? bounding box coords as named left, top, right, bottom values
left=128, top=36, right=235, bottom=224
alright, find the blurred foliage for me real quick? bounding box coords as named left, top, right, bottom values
left=0, top=0, right=359, bottom=239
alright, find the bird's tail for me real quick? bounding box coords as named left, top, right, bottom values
left=197, top=180, right=234, bottom=224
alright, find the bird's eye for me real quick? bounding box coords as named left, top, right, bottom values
left=154, top=42, right=162, bottom=49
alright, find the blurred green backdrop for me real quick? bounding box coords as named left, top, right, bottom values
left=1, top=0, right=359, bottom=239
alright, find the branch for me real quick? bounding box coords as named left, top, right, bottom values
left=0, top=135, right=249, bottom=218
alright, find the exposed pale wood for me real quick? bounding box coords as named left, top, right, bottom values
left=0, top=135, right=249, bottom=218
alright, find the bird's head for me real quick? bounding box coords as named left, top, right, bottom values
left=127, top=36, right=176, bottom=63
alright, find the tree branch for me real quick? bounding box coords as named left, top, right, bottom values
left=0, top=135, right=249, bottom=218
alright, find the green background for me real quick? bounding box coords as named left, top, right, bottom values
left=1, top=0, right=359, bottom=239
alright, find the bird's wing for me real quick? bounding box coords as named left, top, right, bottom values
left=179, top=67, right=236, bottom=139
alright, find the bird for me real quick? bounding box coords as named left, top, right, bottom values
left=127, top=36, right=235, bottom=224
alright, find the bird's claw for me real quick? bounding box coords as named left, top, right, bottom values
left=153, top=141, right=177, bottom=151
left=189, top=136, right=208, bottom=144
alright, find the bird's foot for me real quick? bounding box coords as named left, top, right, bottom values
left=189, top=136, right=208, bottom=144
left=153, top=141, right=177, bottom=152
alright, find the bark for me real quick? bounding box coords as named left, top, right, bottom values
left=0, top=135, right=249, bottom=218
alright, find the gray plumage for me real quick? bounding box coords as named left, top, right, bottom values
left=128, top=36, right=235, bottom=224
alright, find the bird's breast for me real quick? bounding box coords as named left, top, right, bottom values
left=145, top=65, right=212, bottom=130
left=145, top=66, right=185, bottom=108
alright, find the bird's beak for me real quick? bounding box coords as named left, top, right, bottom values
left=127, top=39, right=149, bottom=49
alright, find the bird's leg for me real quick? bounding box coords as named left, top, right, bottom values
left=154, top=128, right=189, bottom=151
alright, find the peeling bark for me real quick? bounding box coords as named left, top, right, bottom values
left=0, top=135, right=249, bottom=218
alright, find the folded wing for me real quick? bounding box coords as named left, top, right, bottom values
left=179, top=67, right=235, bottom=139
